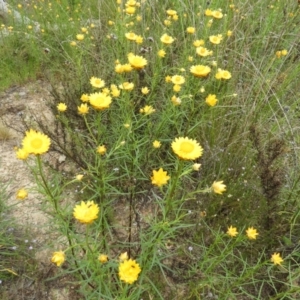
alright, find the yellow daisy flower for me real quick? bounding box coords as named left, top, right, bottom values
left=227, top=225, right=238, bottom=237
left=151, top=168, right=170, bottom=187
left=190, top=65, right=211, bottom=78
left=51, top=251, right=65, bottom=267
left=171, top=137, right=203, bottom=160
left=211, top=180, right=226, bottom=194
left=89, top=92, right=112, bottom=110
left=16, top=188, right=28, bottom=200
left=22, top=129, right=51, bottom=155
left=78, top=103, right=89, bottom=115
left=90, top=76, right=105, bottom=88
left=205, top=94, right=218, bottom=107
left=271, top=253, right=284, bottom=265
left=73, top=201, right=100, bottom=224
left=119, top=259, right=141, bottom=284
left=57, top=103, right=67, bottom=112
left=246, top=227, right=259, bottom=240
left=160, top=33, right=174, bottom=44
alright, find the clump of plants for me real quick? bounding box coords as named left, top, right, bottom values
left=4, top=0, right=300, bottom=299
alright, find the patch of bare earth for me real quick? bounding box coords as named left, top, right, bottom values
left=0, top=81, right=80, bottom=300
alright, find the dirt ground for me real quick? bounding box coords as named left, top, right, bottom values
left=0, top=81, right=79, bottom=299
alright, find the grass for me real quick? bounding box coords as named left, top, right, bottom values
left=1, top=0, right=300, bottom=298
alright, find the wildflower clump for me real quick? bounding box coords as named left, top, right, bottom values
left=119, top=258, right=141, bottom=284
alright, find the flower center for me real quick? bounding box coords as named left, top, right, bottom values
left=31, top=138, right=43, bottom=149
left=180, top=142, right=194, bottom=153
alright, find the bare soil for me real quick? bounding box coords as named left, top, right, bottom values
left=0, top=81, right=79, bottom=300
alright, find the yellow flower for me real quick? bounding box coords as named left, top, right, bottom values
left=196, top=46, right=213, bottom=57
left=126, top=0, right=137, bottom=6
left=141, top=87, right=150, bottom=95
left=16, top=148, right=29, bottom=160
left=171, top=75, right=185, bottom=85
left=173, top=84, right=181, bottom=92
left=211, top=180, right=226, bottom=194
left=125, top=6, right=136, bottom=14
left=227, top=225, right=238, bottom=237
left=128, top=54, right=147, bottom=69
left=188, top=56, right=194, bottom=62
left=70, top=41, right=77, bottom=46
left=90, top=76, right=105, bottom=88
left=205, top=9, right=213, bottom=16
left=186, top=27, right=195, bottom=34
left=153, top=140, right=161, bottom=148
left=57, top=103, right=67, bottom=112
left=205, top=94, right=218, bottom=107
left=164, top=19, right=171, bottom=27
left=119, top=82, right=134, bottom=91
left=215, top=69, right=232, bottom=80
left=171, top=95, right=181, bottom=106
left=119, top=259, right=141, bottom=284
left=158, top=49, right=166, bottom=57
left=171, top=137, right=203, bottom=160
left=151, top=168, right=170, bottom=187
left=246, top=227, right=259, bottom=240
left=76, top=174, right=84, bottom=181
left=211, top=10, right=223, bottom=19
left=89, top=92, right=112, bottom=110
left=81, top=27, right=88, bottom=33
left=123, top=64, right=133, bottom=72
left=97, top=145, right=107, bottom=155
left=125, top=32, right=137, bottom=41
left=190, top=65, right=211, bottom=78
left=140, top=105, right=155, bottom=115
left=73, top=201, right=100, bottom=224
left=135, top=35, right=143, bottom=44
left=80, top=94, right=89, bottom=102
left=160, top=33, right=174, bottom=44
left=22, top=129, right=51, bottom=155
left=111, top=87, right=121, bottom=97
left=76, top=34, right=84, bottom=41
left=193, top=39, right=205, bottom=47
left=165, top=75, right=172, bottom=82
left=209, top=34, right=223, bottom=44
left=78, top=103, right=89, bottom=115
left=51, top=251, right=65, bottom=267
left=281, top=49, right=288, bottom=56
left=166, top=9, right=177, bottom=16
left=172, top=14, right=179, bottom=21
left=16, top=188, right=28, bottom=200
left=98, top=254, right=109, bottom=263
left=119, top=252, right=129, bottom=261
left=227, top=30, right=233, bottom=37
left=192, top=163, right=201, bottom=171
left=275, top=51, right=282, bottom=58
left=271, top=253, right=284, bottom=265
